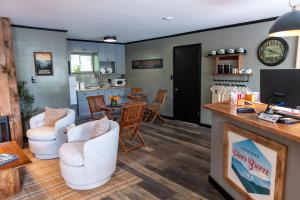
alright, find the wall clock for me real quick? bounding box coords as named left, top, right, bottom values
left=257, top=37, right=289, bottom=66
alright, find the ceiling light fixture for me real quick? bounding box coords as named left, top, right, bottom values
left=103, top=36, right=117, bottom=42
left=162, top=16, right=174, bottom=21
left=269, top=0, right=300, bottom=37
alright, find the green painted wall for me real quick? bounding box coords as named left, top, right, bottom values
left=13, top=27, right=70, bottom=110
left=125, top=21, right=297, bottom=124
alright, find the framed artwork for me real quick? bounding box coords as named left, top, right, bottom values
left=224, top=123, right=287, bottom=200
left=132, top=59, right=163, bottom=69
left=33, top=52, right=53, bottom=76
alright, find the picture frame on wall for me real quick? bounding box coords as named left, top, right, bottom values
left=223, top=123, right=287, bottom=200
left=33, top=52, right=53, bottom=76
left=132, top=58, right=163, bottom=69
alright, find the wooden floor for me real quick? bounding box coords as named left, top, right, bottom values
left=108, top=120, right=224, bottom=200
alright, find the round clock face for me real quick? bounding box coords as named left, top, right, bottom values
left=257, top=37, right=289, bottom=66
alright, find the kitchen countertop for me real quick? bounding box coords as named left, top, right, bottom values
left=77, top=86, right=131, bottom=92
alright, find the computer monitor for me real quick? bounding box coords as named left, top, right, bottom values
left=260, top=69, right=300, bottom=109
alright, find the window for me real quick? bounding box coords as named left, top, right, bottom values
left=70, top=54, right=93, bottom=73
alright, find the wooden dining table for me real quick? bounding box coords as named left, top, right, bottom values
left=100, top=104, right=125, bottom=120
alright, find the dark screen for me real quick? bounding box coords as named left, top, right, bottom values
left=260, top=69, right=300, bottom=108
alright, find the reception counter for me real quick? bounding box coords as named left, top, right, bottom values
left=204, top=102, right=300, bottom=200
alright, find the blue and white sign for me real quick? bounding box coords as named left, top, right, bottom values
left=227, top=131, right=277, bottom=200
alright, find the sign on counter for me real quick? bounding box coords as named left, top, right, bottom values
left=223, top=123, right=287, bottom=200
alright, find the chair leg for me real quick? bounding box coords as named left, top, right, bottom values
left=137, top=130, right=146, bottom=147
left=157, top=114, right=166, bottom=123
left=119, top=129, right=146, bottom=153
left=119, top=139, right=129, bottom=153
left=150, top=114, right=157, bottom=124
left=144, top=111, right=151, bottom=122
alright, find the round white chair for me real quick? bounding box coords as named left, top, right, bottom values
left=59, top=120, right=119, bottom=190
left=26, top=109, right=75, bottom=159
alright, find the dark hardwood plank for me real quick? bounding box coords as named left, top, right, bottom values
left=76, top=119, right=224, bottom=200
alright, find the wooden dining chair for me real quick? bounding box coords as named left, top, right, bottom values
left=87, top=95, right=110, bottom=120
left=131, top=87, right=143, bottom=94
left=144, top=89, right=167, bottom=124
left=119, top=102, right=147, bottom=153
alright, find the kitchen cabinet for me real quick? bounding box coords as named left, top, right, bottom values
left=69, top=41, right=98, bottom=53
left=115, top=44, right=126, bottom=74
left=77, top=88, right=130, bottom=117
left=98, top=43, right=116, bottom=62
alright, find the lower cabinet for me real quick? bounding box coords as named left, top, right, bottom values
left=77, top=88, right=131, bottom=117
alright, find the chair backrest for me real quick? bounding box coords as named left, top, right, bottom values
left=120, top=102, right=147, bottom=126
left=131, top=87, right=143, bottom=94
left=87, top=95, right=106, bottom=113
left=154, top=89, right=167, bottom=105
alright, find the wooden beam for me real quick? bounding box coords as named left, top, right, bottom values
left=0, top=20, right=12, bottom=116
left=0, top=17, right=23, bottom=146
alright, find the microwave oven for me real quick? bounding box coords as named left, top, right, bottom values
left=111, top=79, right=127, bottom=86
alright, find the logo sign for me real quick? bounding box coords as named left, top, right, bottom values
left=224, top=124, right=287, bottom=200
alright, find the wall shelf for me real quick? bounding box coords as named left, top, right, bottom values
left=208, top=53, right=250, bottom=82
left=212, top=73, right=251, bottom=82
left=208, top=54, right=245, bottom=73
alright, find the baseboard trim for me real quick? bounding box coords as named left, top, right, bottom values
left=199, top=123, right=211, bottom=128
left=208, top=175, right=235, bottom=200
left=161, top=115, right=174, bottom=120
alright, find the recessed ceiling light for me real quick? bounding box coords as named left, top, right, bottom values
left=162, top=16, right=174, bottom=21
left=103, top=36, right=117, bottom=43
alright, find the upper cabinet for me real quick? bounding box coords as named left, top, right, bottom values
left=69, top=41, right=98, bottom=53
left=98, top=43, right=116, bottom=62
left=115, top=44, right=126, bottom=74
left=67, top=40, right=126, bottom=74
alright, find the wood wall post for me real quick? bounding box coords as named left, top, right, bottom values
left=0, top=17, right=23, bottom=146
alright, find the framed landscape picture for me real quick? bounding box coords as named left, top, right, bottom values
left=33, top=52, right=53, bottom=76
left=223, top=123, right=287, bottom=200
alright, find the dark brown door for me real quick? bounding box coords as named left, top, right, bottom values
left=173, top=44, right=201, bottom=124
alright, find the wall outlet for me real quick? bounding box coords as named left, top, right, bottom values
left=31, top=76, right=36, bottom=83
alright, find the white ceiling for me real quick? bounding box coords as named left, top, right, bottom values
left=0, top=0, right=292, bottom=43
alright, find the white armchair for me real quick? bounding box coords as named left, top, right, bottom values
left=26, top=109, right=75, bottom=159
left=59, top=120, right=119, bottom=190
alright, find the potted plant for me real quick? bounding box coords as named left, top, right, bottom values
left=109, top=95, right=120, bottom=107
left=17, top=81, right=37, bottom=138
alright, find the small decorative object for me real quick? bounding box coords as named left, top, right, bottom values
left=109, top=95, right=120, bottom=107
left=235, top=48, right=247, bottom=54
left=132, top=59, right=163, bottom=69
left=245, top=69, right=253, bottom=74
left=208, top=50, right=217, bottom=56
left=224, top=123, right=287, bottom=200
left=99, top=67, right=106, bottom=74
left=217, top=49, right=225, bottom=55
left=226, top=48, right=235, bottom=54
left=257, top=37, right=289, bottom=66
left=106, top=67, right=113, bottom=74
left=33, top=52, right=53, bottom=76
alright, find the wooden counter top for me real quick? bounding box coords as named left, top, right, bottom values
left=204, top=102, right=300, bottom=143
